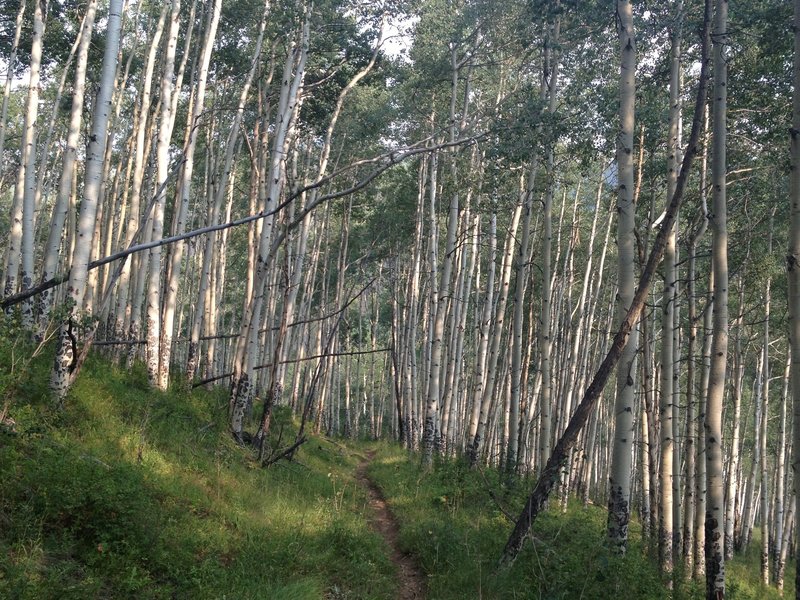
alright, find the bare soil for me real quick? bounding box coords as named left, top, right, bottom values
left=355, top=451, right=426, bottom=600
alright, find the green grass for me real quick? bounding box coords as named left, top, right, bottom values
left=0, top=328, right=794, bottom=599
left=366, top=442, right=796, bottom=600
left=0, top=345, right=396, bottom=599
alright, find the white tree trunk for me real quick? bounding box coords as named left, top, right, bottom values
left=51, top=0, right=123, bottom=403
left=607, top=0, right=637, bottom=555
left=159, top=0, right=220, bottom=389
left=38, top=1, right=97, bottom=332
left=113, top=9, right=166, bottom=359
left=6, top=0, right=44, bottom=330
left=705, top=0, right=728, bottom=594
left=145, top=0, right=182, bottom=389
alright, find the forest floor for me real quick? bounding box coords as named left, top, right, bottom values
left=0, top=346, right=794, bottom=599
left=355, top=450, right=426, bottom=599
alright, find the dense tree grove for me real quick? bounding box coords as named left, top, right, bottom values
left=2, top=0, right=799, bottom=596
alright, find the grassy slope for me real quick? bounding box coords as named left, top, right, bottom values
left=0, top=352, right=395, bottom=599
left=367, top=442, right=796, bottom=600
left=0, top=342, right=793, bottom=599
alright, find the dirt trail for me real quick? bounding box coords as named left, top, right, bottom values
left=355, top=451, right=426, bottom=600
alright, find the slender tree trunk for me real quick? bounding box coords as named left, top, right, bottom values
left=774, top=353, right=790, bottom=584
left=5, top=0, right=44, bottom=329
left=537, top=29, right=562, bottom=467
left=658, top=7, right=682, bottom=576
left=146, top=0, right=182, bottom=389
left=51, top=0, right=123, bottom=403
left=467, top=210, right=496, bottom=463
left=759, top=225, right=772, bottom=585
left=159, top=0, right=220, bottom=389
left=705, top=0, right=728, bottom=595
left=695, top=108, right=710, bottom=580
left=607, top=0, right=637, bottom=555
left=38, top=1, right=97, bottom=332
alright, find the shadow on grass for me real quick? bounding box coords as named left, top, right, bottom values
left=0, top=355, right=397, bottom=599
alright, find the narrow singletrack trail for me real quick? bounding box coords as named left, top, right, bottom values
left=355, top=451, right=426, bottom=600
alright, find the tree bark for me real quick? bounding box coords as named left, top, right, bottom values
left=607, top=0, right=637, bottom=556
left=705, top=0, right=728, bottom=595
left=38, top=1, right=97, bottom=332
left=51, top=0, right=123, bottom=403
left=789, top=4, right=800, bottom=597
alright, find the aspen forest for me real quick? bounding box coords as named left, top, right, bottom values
left=2, top=0, right=800, bottom=598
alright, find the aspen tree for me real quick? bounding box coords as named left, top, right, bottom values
left=113, top=9, right=166, bottom=358
left=774, top=354, right=790, bottom=584
left=466, top=209, right=496, bottom=463
left=684, top=194, right=708, bottom=577
left=694, top=106, right=710, bottom=578
left=508, top=83, right=543, bottom=474
left=51, top=0, right=124, bottom=403
left=38, top=1, right=97, bottom=332
left=607, top=0, right=637, bottom=555
left=423, top=42, right=465, bottom=466
left=146, top=0, right=182, bottom=389
left=705, top=0, right=728, bottom=595
left=35, top=12, right=87, bottom=218
left=759, top=220, right=773, bottom=585
left=160, top=0, right=221, bottom=388
left=790, top=2, right=800, bottom=594
left=5, top=0, right=44, bottom=329
left=657, top=2, right=682, bottom=575
left=776, top=494, right=794, bottom=592
left=531, top=11, right=560, bottom=471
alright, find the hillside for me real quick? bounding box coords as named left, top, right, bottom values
left=0, top=351, right=792, bottom=599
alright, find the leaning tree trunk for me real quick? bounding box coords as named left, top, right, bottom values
left=51, top=0, right=123, bottom=403
left=705, top=0, right=728, bottom=595
left=499, top=0, right=710, bottom=565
